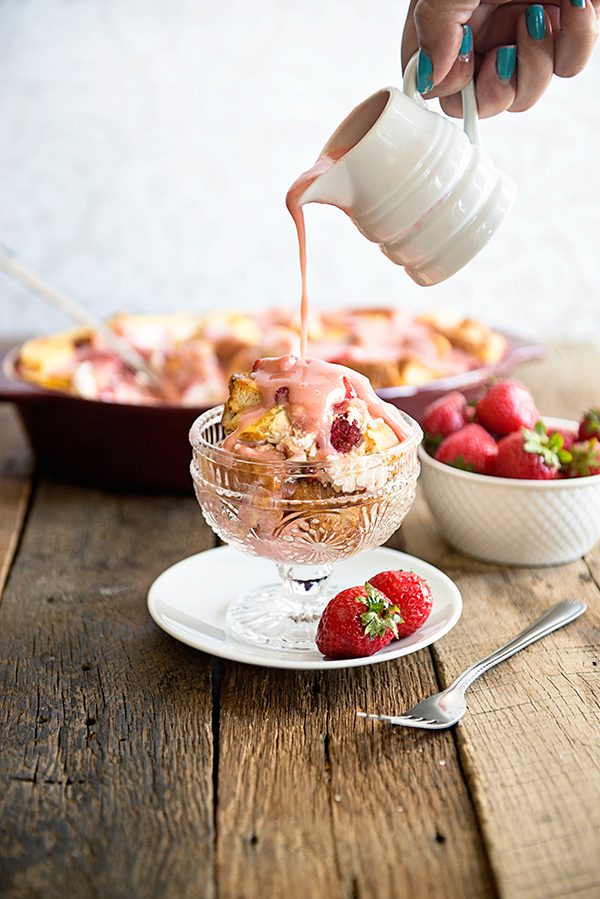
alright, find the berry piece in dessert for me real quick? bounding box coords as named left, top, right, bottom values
left=422, top=391, right=469, bottom=450
left=494, top=423, right=572, bottom=480
left=435, top=424, right=498, bottom=474
left=578, top=408, right=600, bottom=442
left=329, top=414, right=363, bottom=453
left=316, top=583, right=401, bottom=659
left=221, top=355, right=409, bottom=490
left=564, top=439, right=600, bottom=478
left=368, top=570, right=433, bottom=638
left=475, top=379, right=539, bottom=436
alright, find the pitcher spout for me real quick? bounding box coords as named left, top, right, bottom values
left=297, top=159, right=355, bottom=209
left=297, top=88, right=393, bottom=209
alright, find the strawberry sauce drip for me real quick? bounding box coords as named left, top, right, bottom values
left=223, top=355, right=409, bottom=460
left=286, top=148, right=349, bottom=360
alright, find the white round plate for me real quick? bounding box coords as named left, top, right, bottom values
left=147, top=545, right=462, bottom=670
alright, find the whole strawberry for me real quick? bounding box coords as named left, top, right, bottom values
left=548, top=427, right=577, bottom=453
left=578, top=408, right=600, bottom=442
left=435, top=424, right=498, bottom=474
left=495, top=423, right=572, bottom=479
left=368, top=570, right=433, bottom=638
left=422, top=392, right=469, bottom=450
left=476, top=379, right=539, bottom=436
left=316, top=583, right=401, bottom=659
left=564, top=439, right=600, bottom=478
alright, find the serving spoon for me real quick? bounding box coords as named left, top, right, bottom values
left=0, top=245, right=163, bottom=392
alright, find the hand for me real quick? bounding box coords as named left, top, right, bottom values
left=401, top=0, right=599, bottom=117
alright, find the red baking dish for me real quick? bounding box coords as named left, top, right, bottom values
left=0, top=333, right=545, bottom=493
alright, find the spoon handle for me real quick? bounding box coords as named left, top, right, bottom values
left=452, top=599, right=587, bottom=693
left=0, top=246, right=161, bottom=388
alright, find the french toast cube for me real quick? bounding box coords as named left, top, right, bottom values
left=221, top=373, right=262, bottom=433
left=235, top=405, right=292, bottom=446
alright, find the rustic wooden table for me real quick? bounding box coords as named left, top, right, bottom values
left=1, top=344, right=599, bottom=899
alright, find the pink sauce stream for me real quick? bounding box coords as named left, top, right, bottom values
left=286, top=148, right=348, bottom=360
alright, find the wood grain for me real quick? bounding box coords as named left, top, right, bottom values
left=517, top=343, right=600, bottom=421
left=400, top=344, right=600, bottom=899
left=0, top=405, right=32, bottom=599
left=0, top=480, right=217, bottom=899
left=1, top=343, right=600, bottom=899
left=216, top=660, right=495, bottom=899
left=215, top=529, right=495, bottom=899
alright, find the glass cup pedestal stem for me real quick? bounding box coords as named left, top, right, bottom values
left=226, top=563, right=336, bottom=651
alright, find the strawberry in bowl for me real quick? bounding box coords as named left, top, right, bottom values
left=494, top=424, right=572, bottom=479
left=578, top=408, right=600, bottom=442
left=435, top=424, right=498, bottom=475
left=419, top=383, right=600, bottom=566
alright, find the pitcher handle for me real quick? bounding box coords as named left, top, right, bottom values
left=403, top=52, right=481, bottom=148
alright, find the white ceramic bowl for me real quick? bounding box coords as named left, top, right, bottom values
left=419, top=417, right=600, bottom=566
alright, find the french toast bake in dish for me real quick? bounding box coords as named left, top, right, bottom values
left=16, top=307, right=507, bottom=406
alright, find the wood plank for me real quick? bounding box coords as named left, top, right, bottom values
left=0, top=480, right=217, bottom=899
left=0, top=405, right=33, bottom=598
left=216, top=538, right=495, bottom=899
left=585, top=540, right=600, bottom=593
left=400, top=344, right=600, bottom=899
left=217, top=661, right=495, bottom=899
left=215, top=664, right=344, bottom=898
left=518, top=342, right=600, bottom=420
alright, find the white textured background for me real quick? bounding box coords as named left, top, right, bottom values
left=0, top=0, right=599, bottom=343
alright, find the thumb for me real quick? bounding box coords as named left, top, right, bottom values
left=403, top=0, right=481, bottom=90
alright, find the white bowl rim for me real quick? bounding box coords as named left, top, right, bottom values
left=419, top=416, right=600, bottom=488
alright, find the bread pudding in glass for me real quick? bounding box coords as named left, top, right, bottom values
left=189, top=355, right=422, bottom=651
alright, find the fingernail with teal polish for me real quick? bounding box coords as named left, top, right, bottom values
left=417, top=49, right=434, bottom=93
left=496, top=45, right=517, bottom=82
left=569, top=0, right=586, bottom=7
left=459, top=25, right=473, bottom=61
left=526, top=5, right=547, bottom=40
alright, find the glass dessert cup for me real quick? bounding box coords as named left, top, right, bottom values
left=189, top=406, right=422, bottom=652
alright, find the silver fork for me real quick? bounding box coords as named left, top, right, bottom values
left=357, top=599, right=586, bottom=730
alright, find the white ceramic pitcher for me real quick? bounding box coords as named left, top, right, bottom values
left=298, top=54, right=516, bottom=286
